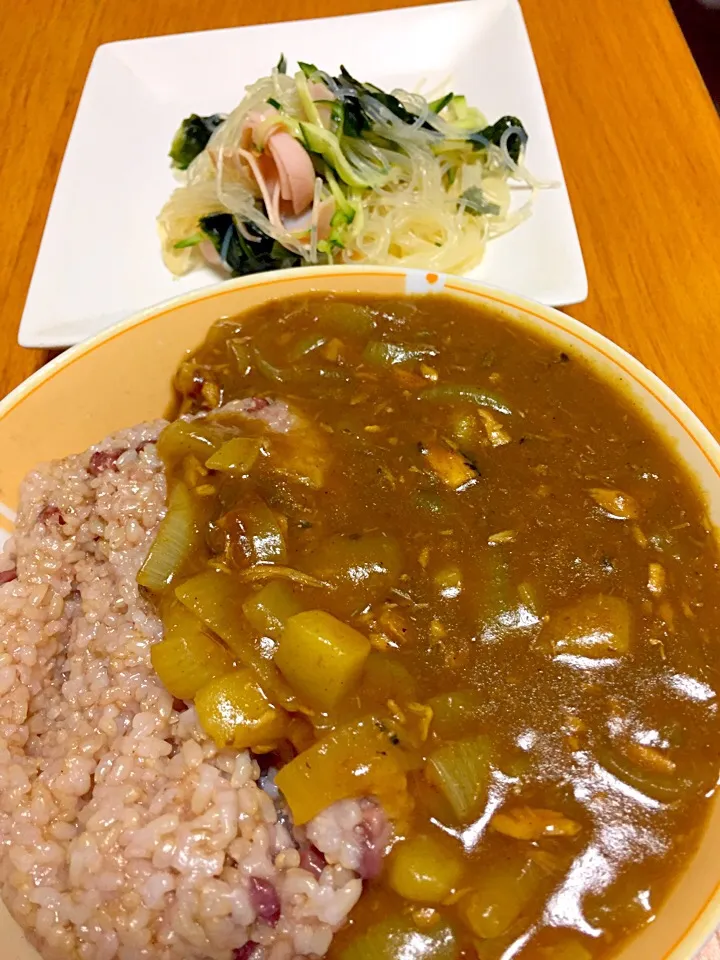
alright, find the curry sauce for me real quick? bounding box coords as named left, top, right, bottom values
left=143, top=295, right=720, bottom=959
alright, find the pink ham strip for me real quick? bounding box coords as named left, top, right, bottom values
left=267, top=131, right=316, bottom=215
left=236, top=148, right=277, bottom=226
left=292, top=196, right=336, bottom=244
left=235, top=148, right=301, bottom=253
left=269, top=180, right=283, bottom=235
left=218, top=106, right=324, bottom=258
left=241, top=109, right=314, bottom=216
left=241, top=109, right=282, bottom=151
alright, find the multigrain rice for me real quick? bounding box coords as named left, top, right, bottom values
left=0, top=425, right=385, bottom=960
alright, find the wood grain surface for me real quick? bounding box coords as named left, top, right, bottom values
left=1, top=0, right=720, bottom=431
left=0, top=0, right=720, bottom=956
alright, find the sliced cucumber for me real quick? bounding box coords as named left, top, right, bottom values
left=299, top=122, right=377, bottom=188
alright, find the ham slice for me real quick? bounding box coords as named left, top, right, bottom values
left=239, top=108, right=315, bottom=216
left=237, top=147, right=277, bottom=223
left=266, top=131, right=315, bottom=215
left=210, top=105, right=329, bottom=254
left=289, top=196, right=336, bottom=244
left=240, top=109, right=283, bottom=151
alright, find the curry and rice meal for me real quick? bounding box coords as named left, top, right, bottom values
left=0, top=294, right=718, bottom=960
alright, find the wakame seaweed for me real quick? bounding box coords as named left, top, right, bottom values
left=199, top=214, right=302, bottom=276
left=169, top=114, right=226, bottom=170
left=470, top=116, right=528, bottom=164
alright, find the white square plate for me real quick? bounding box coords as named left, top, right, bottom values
left=18, top=0, right=587, bottom=348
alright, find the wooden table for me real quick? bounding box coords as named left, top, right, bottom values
left=1, top=0, right=720, bottom=955
left=2, top=0, right=720, bottom=434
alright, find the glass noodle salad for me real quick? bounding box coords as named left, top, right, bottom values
left=159, top=56, right=538, bottom=278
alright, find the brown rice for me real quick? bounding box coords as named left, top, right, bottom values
left=0, top=425, right=381, bottom=960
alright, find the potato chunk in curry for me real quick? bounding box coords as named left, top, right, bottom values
left=542, top=594, right=632, bottom=659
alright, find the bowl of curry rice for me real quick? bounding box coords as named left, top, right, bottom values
left=0, top=266, right=718, bottom=960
